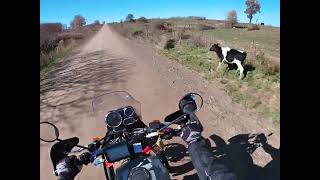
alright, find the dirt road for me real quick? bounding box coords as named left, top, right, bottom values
left=40, top=25, right=279, bottom=180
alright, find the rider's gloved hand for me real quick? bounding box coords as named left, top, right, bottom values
left=180, top=122, right=202, bottom=144
left=256, top=133, right=268, bottom=145
left=55, top=155, right=82, bottom=180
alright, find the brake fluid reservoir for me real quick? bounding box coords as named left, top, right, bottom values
left=133, top=143, right=143, bottom=153
left=93, top=157, right=104, bottom=167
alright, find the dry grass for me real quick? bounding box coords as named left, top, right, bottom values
left=40, top=23, right=103, bottom=78
left=247, top=24, right=260, bottom=31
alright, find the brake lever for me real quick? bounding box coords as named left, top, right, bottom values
left=159, top=114, right=187, bottom=132
left=69, top=147, right=86, bottom=153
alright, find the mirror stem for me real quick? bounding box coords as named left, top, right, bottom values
left=76, top=144, right=89, bottom=150
left=56, top=138, right=89, bottom=150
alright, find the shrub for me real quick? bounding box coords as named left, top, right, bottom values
left=198, top=24, right=215, bottom=31
left=56, top=33, right=84, bottom=41
left=190, top=35, right=206, bottom=47
left=93, top=20, right=100, bottom=25
left=233, top=24, right=247, bottom=29
left=225, top=21, right=234, bottom=29
left=132, top=30, right=144, bottom=36
left=155, top=23, right=167, bottom=31
left=40, top=29, right=60, bottom=53
left=137, top=16, right=149, bottom=23
left=180, top=33, right=191, bottom=40
left=40, top=23, right=63, bottom=33
left=248, top=24, right=260, bottom=31
left=164, top=39, right=176, bottom=49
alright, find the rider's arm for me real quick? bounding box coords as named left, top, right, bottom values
left=57, top=174, right=74, bottom=180
left=55, top=155, right=82, bottom=180
left=188, top=138, right=237, bottom=180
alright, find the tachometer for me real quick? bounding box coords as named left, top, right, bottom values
left=124, top=106, right=135, bottom=117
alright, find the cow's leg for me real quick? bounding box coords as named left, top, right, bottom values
left=234, top=59, right=244, bottom=79
left=222, top=65, right=229, bottom=77
left=216, top=61, right=222, bottom=70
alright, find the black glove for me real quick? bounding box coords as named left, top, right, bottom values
left=256, top=133, right=268, bottom=145
left=179, top=95, right=197, bottom=114
left=180, top=122, right=202, bottom=144
left=55, top=155, right=82, bottom=180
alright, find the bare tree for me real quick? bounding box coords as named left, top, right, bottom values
left=70, top=15, right=86, bottom=29
left=126, top=14, right=135, bottom=22
left=244, top=0, right=261, bottom=23
left=227, top=10, right=238, bottom=24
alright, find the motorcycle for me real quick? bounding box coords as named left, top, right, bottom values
left=40, top=91, right=204, bottom=180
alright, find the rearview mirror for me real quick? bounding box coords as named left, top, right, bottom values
left=179, top=93, right=203, bottom=114
left=40, top=122, right=59, bottom=142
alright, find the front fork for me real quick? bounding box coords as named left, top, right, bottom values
left=152, top=137, right=171, bottom=172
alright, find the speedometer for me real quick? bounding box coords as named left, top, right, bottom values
left=105, top=111, right=123, bottom=128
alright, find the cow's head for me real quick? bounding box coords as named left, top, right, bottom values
left=209, top=43, right=220, bottom=52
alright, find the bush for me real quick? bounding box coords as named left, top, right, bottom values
left=198, top=24, right=215, bottom=31
left=180, top=33, right=191, bottom=40
left=248, top=24, right=260, bottom=31
left=56, top=33, right=84, bottom=41
left=225, top=21, right=234, bottom=29
left=190, top=35, right=206, bottom=47
left=155, top=22, right=168, bottom=31
left=93, top=20, right=100, bottom=25
left=40, top=27, right=60, bottom=53
left=164, top=39, right=176, bottom=49
left=132, top=30, right=144, bottom=36
left=137, top=16, right=149, bottom=23
left=233, top=24, right=247, bottom=29
left=40, top=23, right=63, bottom=33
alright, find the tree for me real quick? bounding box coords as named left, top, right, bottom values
left=126, top=14, right=135, bottom=22
left=94, top=20, right=100, bottom=25
left=244, top=0, right=261, bottom=23
left=70, top=15, right=86, bottom=29
left=227, top=10, right=238, bottom=24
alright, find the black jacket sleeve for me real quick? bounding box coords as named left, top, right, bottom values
left=188, top=138, right=237, bottom=180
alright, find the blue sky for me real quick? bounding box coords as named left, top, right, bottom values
left=40, top=0, right=280, bottom=27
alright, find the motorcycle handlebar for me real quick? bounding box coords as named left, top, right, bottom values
left=78, top=127, right=182, bottom=166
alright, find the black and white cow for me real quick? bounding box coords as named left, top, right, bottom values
left=209, top=43, right=247, bottom=79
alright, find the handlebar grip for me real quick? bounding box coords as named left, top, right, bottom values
left=128, top=133, right=146, bottom=145
left=79, top=152, right=92, bottom=165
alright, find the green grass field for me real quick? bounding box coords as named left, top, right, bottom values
left=203, top=26, right=280, bottom=58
